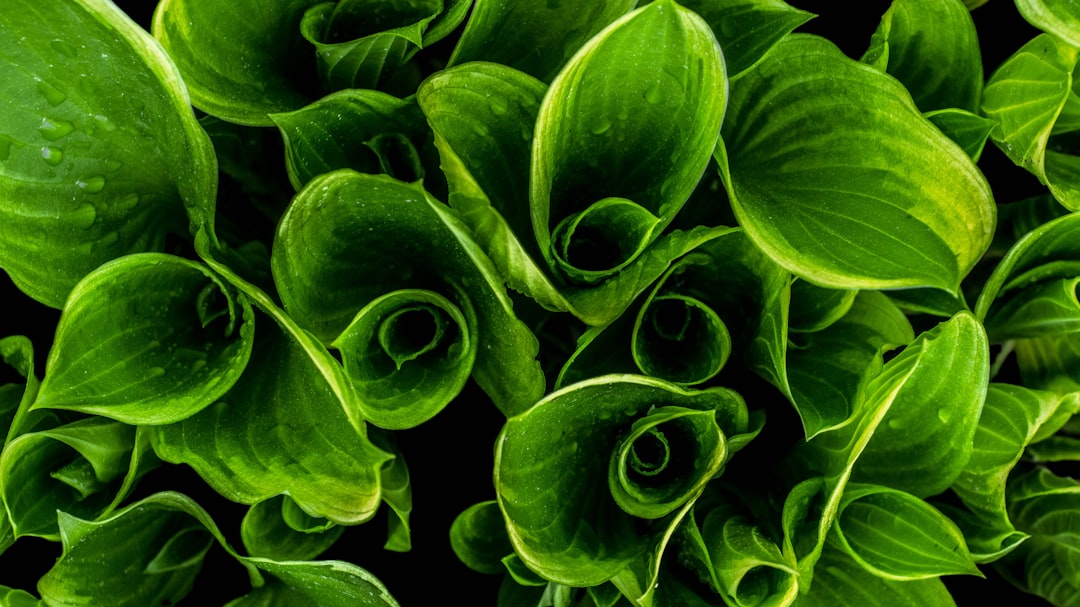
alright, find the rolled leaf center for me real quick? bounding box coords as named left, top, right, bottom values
left=552, top=197, right=660, bottom=284
left=378, top=304, right=450, bottom=369
left=628, top=427, right=671, bottom=478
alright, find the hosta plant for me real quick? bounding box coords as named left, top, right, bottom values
left=1, top=0, right=1080, bottom=605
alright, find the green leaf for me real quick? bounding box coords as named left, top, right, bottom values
left=925, top=109, right=996, bottom=161
left=0, top=0, right=217, bottom=307
left=241, top=495, right=344, bottom=561
left=449, top=0, right=636, bottom=83
left=270, top=89, right=436, bottom=191
left=495, top=375, right=751, bottom=587
left=806, top=312, right=989, bottom=498
left=1016, top=332, right=1080, bottom=394
left=450, top=500, right=514, bottom=575
left=984, top=276, right=1080, bottom=340
left=786, top=291, right=914, bottom=438
left=225, top=559, right=401, bottom=607
left=832, top=484, right=981, bottom=580
left=531, top=0, right=727, bottom=283
left=862, top=0, right=982, bottom=113
left=32, top=253, right=254, bottom=424
left=0, top=335, right=41, bottom=444
left=298, top=0, right=438, bottom=92
left=675, top=0, right=814, bottom=79
left=149, top=311, right=393, bottom=525
left=37, top=492, right=224, bottom=607
left=1004, top=468, right=1080, bottom=603
left=794, top=541, right=957, bottom=607
left=152, top=0, right=323, bottom=125
left=718, top=34, right=995, bottom=293
left=368, top=428, right=412, bottom=552
left=1016, top=0, right=1080, bottom=47
left=788, top=280, right=856, bottom=334
left=0, top=417, right=135, bottom=539
left=981, top=34, right=1080, bottom=210
left=271, top=169, right=544, bottom=422
left=949, top=384, right=1076, bottom=560
left=0, top=586, right=43, bottom=607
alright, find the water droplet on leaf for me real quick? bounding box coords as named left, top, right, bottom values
left=70, top=202, right=97, bottom=229
left=0, top=135, right=13, bottom=161
left=590, top=119, right=613, bottom=135
left=40, top=146, right=63, bottom=165
left=644, top=82, right=663, bottom=105
left=76, top=175, right=105, bottom=193
left=39, top=117, right=75, bottom=141
left=50, top=39, right=79, bottom=58
left=36, top=81, right=67, bottom=107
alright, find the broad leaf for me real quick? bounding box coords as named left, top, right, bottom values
left=33, top=253, right=254, bottom=424
left=981, top=34, right=1080, bottom=210
left=832, top=484, right=981, bottom=580
left=718, top=34, right=995, bottom=292
left=1016, top=0, right=1080, bottom=47
left=531, top=0, right=727, bottom=284
left=862, top=0, right=982, bottom=113
left=793, top=541, right=957, bottom=607
left=0, top=417, right=135, bottom=539
left=925, top=109, right=996, bottom=161
left=0, top=0, right=217, bottom=307
left=270, top=89, right=437, bottom=191
left=271, top=169, right=544, bottom=422
left=495, top=375, right=752, bottom=587
left=225, top=558, right=401, bottom=607
left=450, top=501, right=514, bottom=575
left=676, top=0, right=814, bottom=79
left=241, top=495, right=344, bottom=562
left=788, top=281, right=856, bottom=334
left=449, top=0, right=636, bottom=83
left=152, top=0, right=323, bottom=125
left=150, top=310, right=393, bottom=525
left=37, top=492, right=226, bottom=607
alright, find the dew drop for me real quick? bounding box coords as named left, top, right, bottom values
left=40, top=146, right=63, bottom=165
left=489, top=98, right=508, bottom=116
left=39, top=117, right=75, bottom=141
left=0, top=135, right=12, bottom=162
left=644, top=82, right=663, bottom=105
left=104, top=159, right=123, bottom=172
left=36, top=81, right=67, bottom=107
left=471, top=122, right=491, bottom=137
left=97, top=231, right=119, bottom=246
left=76, top=175, right=105, bottom=193
left=937, top=407, right=952, bottom=424
left=113, top=193, right=140, bottom=213
left=590, top=119, right=613, bottom=135
left=92, top=115, right=117, bottom=132
left=50, top=39, right=79, bottom=58
left=70, top=202, right=97, bottom=229
left=887, top=417, right=905, bottom=430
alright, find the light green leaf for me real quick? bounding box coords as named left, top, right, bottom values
left=862, top=0, right=982, bottom=113
left=949, top=384, right=1076, bottom=560
left=0, top=586, right=43, bottom=607
left=984, top=276, right=1080, bottom=340
left=0, top=417, right=134, bottom=539
left=981, top=34, right=1080, bottom=210
left=152, top=0, right=323, bottom=125
left=925, top=109, right=996, bottom=161
left=675, top=0, right=814, bottom=79
left=270, top=89, right=436, bottom=191
left=450, top=500, right=515, bottom=575
left=225, top=559, right=401, bottom=607
left=0, top=0, right=217, bottom=307
left=241, top=495, right=344, bottom=562
left=495, top=375, right=751, bottom=587
left=32, top=253, right=254, bottom=425
left=531, top=0, right=727, bottom=284
left=1016, top=0, right=1080, bottom=47
left=449, top=0, right=636, bottom=83
left=718, top=34, right=995, bottom=293
left=833, top=484, right=981, bottom=580
left=271, top=169, right=544, bottom=422
left=37, top=492, right=228, bottom=607
left=786, top=291, right=914, bottom=438
left=0, top=335, right=41, bottom=444
left=149, top=310, right=393, bottom=525
left=793, top=541, right=957, bottom=607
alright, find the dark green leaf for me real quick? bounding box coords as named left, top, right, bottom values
left=241, top=495, right=344, bottom=561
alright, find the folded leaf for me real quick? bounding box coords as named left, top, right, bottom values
left=150, top=309, right=393, bottom=525
left=676, top=0, right=814, bottom=79
left=495, top=375, right=752, bottom=587
left=271, top=169, right=544, bottom=422
left=225, top=558, right=402, bottom=607
left=33, top=254, right=254, bottom=425
left=241, top=495, right=344, bottom=562
left=531, top=0, right=727, bottom=283
left=832, top=484, right=981, bottom=580
left=794, top=541, right=957, bottom=607
left=862, top=0, right=982, bottom=113
left=0, top=0, right=216, bottom=307
left=981, top=34, right=1080, bottom=210
left=152, top=0, right=323, bottom=125
left=450, top=501, right=514, bottom=576
left=924, top=109, right=995, bottom=161
left=1015, top=0, right=1080, bottom=47
left=718, top=34, right=995, bottom=293
left=449, top=0, right=636, bottom=83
